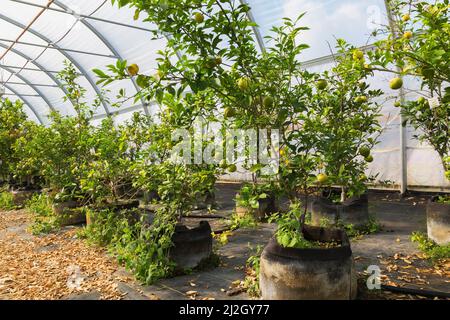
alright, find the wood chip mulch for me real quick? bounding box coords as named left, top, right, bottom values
left=0, top=210, right=136, bottom=300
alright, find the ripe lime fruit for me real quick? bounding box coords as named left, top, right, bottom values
left=316, top=173, right=328, bottom=184
left=394, top=101, right=401, bottom=108
left=223, top=107, right=236, bottom=118
left=127, top=64, right=139, bottom=76
left=389, top=77, right=403, bottom=90
left=263, top=96, right=274, bottom=108
left=359, top=174, right=368, bottom=182
left=445, top=171, right=450, bottom=180
left=359, top=146, right=371, bottom=158
left=194, top=12, right=204, bottom=23
left=365, top=155, right=374, bottom=163
left=228, top=164, right=237, bottom=173
left=403, top=31, right=413, bottom=40
left=237, top=77, right=250, bottom=91
left=355, top=95, right=368, bottom=104
left=353, top=50, right=364, bottom=61
left=316, top=79, right=328, bottom=90
left=417, top=96, right=426, bottom=104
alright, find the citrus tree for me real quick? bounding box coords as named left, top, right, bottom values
left=26, top=62, right=98, bottom=203
left=0, top=98, right=29, bottom=185
left=311, top=41, right=383, bottom=202
left=369, top=0, right=450, bottom=181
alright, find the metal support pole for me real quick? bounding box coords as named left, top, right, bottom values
left=384, top=0, right=407, bottom=195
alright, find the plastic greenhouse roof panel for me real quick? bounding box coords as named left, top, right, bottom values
left=1, top=0, right=393, bottom=123
left=246, top=0, right=388, bottom=62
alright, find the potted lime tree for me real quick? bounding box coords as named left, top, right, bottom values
left=0, top=98, right=42, bottom=207
left=370, top=0, right=449, bottom=244
left=25, top=62, right=98, bottom=224
left=257, top=26, right=363, bottom=299
left=308, top=41, right=383, bottom=230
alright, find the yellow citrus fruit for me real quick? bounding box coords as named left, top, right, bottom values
left=237, top=77, right=250, bottom=91
left=223, top=107, right=236, bottom=118
left=194, top=12, right=204, bottom=23
left=316, top=79, right=328, bottom=90
left=316, top=173, right=328, bottom=184
left=403, top=31, right=413, bottom=40
left=353, top=50, right=364, bottom=61
left=389, top=77, right=403, bottom=90
left=127, top=64, right=139, bottom=76
left=401, top=14, right=410, bottom=22
left=355, top=95, right=368, bottom=104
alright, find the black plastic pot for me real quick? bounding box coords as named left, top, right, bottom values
left=169, top=221, right=213, bottom=270
left=427, top=196, right=450, bottom=245
left=260, top=225, right=357, bottom=300
left=10, top=189, right=40, bottom=207
left=310, top=192, right=369, bottom=228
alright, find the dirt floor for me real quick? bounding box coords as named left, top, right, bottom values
left=0, top=183, right=448, bottom=300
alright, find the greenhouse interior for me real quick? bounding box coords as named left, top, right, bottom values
left=0, top=0, right=449, bottom=304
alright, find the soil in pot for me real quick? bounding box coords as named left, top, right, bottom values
left=310, top=190, right=369, bottom=229
left=169, top=221, right=213, bottom=271
left=427, top=196, right=450, bottom=245
left=260, top=225, right=357, bottom=300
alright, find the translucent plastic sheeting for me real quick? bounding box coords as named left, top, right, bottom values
left=0, top=0, right=448, bottom=190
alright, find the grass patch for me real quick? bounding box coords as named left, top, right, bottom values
left=229, top=212, right=258, bottom=231
left=242, top=245, right=262, bottom=298
left=411, top=231, right=450, bottom=262
left=26, top=193, right=59, bottom=235
left=0, top=191, right=15, bottom=211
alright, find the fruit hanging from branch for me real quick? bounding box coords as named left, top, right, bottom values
left=389, top=77, right=403, bottom=90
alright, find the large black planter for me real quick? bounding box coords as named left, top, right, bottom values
left=260, top=225, right=357, bottom=300
left=10, top=189, right=40, bottom=207
left=427, top=196, right=450, bottom=245
left=310, top=192, right=369, bottom=228
left=169, top=221, right=213, bottom=270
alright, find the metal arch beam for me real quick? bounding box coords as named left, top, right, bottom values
left=0, top=13, right=111, bottom=115
left=2, top=83, right=44, bottom=124
left=239, top=0, right=266, bottom=53
left=0, top=64, right=55, bottom=115
left=0, top=42, right=75, bottom=109
left=53, top=0, right=150, bottom=116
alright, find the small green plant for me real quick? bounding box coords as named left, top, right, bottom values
left=0, top=190, right=15, bottom=210
left=235, top=182, right=278, bottom=210
left=229, top=212, right=258, bottom=231
left=436, top=195, right=450, bottom=205
left=411, top=232, right=450, bottom=262
left=243, top=245, right=263, bottom=298
left=26, top=193, right=59, bottom=235
left=320, top=215, right=381, bottom=238
left=269, top=202, right=313, bottom=249
left=84, top=206, right=178, bottom=284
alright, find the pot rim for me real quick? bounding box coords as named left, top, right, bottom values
left=264, top=225, right=352, bottom=261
